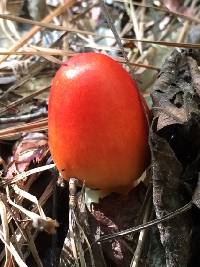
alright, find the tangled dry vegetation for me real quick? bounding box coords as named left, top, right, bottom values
left=0, top=0, right=200, bottom=266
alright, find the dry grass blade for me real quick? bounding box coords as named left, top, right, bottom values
left=68, top=179, right=79, bottom=266
left=3, top=164, right=55, bottom=185
left=0, top=10, right=199, bottom=51
left=118, top=0, right=200, bottom=25
left=12, top=185, right=46, bottom=219
left=0, top=200, right=12, bottom=267
left=126, top=0, right=143, bottom=54
left=74, top=212, right=96, bottom=267
left=0, top=0, right=20, bottom=44
left=67, top=179, right=96, bottom=267
left=69, top=209, right=79, bottom=266
left=0, top=119, right=48, bottom=139
left=0, top=180, right=55, bottom=265
left=0, top=206, right=28, bottom=263
left=126, top=39, right=200, bottom=49
left=0, top=229, right=28, bottom=267
left=6, top=186, right=58, bottom=234
left=0, top=10, right=179, bottom=43
left=0, top=3, right=198, bottom=37
left=0, top=49, right=159, bottom=70
left=24, top=229, right=43, bottom=267
left=0, top=0, right=75, bottom=64
left=0, top=85, right=50, bottom=116
left=0, top=50, right=73, bottom=56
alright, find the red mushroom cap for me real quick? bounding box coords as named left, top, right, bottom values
left=48, top=53, right=150, bottom=193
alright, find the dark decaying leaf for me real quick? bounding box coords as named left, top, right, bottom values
left=150, top=48, right=200, bottom=266
left=151, top=130, right=191, bottom=267
left=193, top=176, right=200, bottom=209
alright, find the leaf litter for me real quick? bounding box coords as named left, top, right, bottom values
left=0, top=1, right=200, bottom=267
